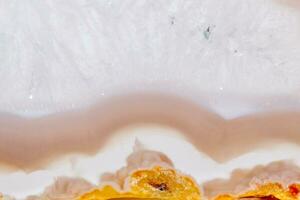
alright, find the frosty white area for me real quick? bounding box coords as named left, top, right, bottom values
left=0, top=0, right=300, bottom=117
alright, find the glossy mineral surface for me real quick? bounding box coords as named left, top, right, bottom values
left=79, top=167, right=201, bottom=200
left=1, top=0, right=300, bottom=198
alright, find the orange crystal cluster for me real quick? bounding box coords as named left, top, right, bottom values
left=78, top=167, right=299, bottom=200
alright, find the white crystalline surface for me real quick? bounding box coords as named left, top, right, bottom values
left=0, top=0, right=300, bottom=117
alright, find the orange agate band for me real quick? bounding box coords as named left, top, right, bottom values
left=77, top=167, right=299, bottom=200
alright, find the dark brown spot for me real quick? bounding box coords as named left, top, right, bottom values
left=149, top=182, right=168, bottom=191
